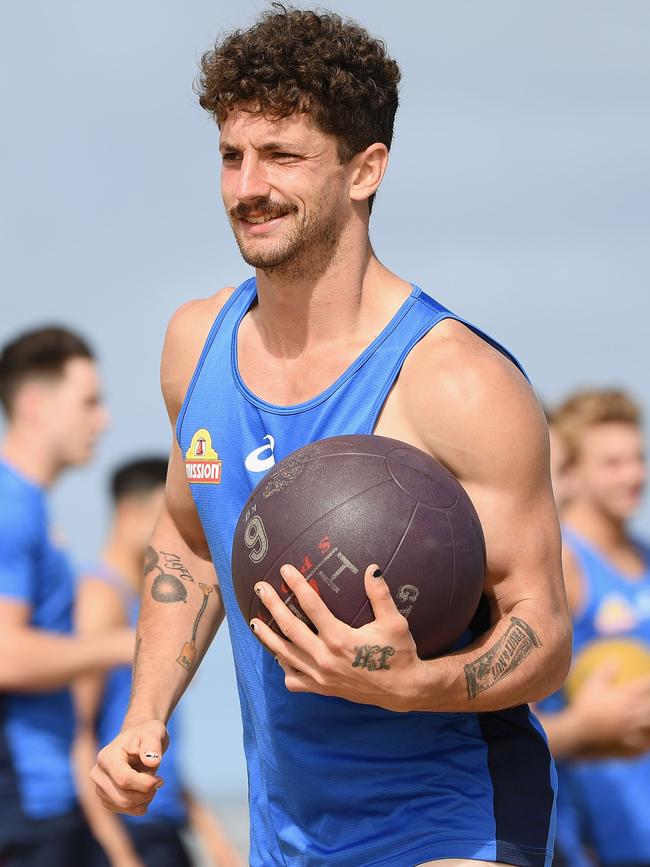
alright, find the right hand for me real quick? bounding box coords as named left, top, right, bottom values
left=91, top=720, right=168, bottom=815
left=570, top=662, right=650, bottom=757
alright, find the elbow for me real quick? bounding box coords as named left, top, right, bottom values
left=532, top=616, right=573, bottom=701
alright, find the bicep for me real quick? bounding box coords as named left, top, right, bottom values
left=162, top=439, right=212, bottom=560
left=461, top=398, right=565, bottom=618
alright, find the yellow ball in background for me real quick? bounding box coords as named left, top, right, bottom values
left=565, top=637, right=650, bottom=701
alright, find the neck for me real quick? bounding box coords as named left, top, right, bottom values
left=1, top=424, right=61, bottom=487
left=102, top=532, right=144, bottom=593
left=563, top=499, right=630, bottom=549
left=252, top=223, right=405, bottom=357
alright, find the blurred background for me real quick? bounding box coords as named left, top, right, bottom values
left=1, top=0, right=649, bottom=860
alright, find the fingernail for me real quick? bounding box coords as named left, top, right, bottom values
left=155, top=779, right=164, bottom=789
left=254, top=584, right=264, bottom=597
left=372, top=568, right=383, bottom=579
left=250, top=621, right=257, bottom=632
left=280, top=565, right=291, bottom=579
left=144, top=753, right=160, bottom=760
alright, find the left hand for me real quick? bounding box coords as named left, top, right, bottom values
left=249, top=564, right=427, bottom=712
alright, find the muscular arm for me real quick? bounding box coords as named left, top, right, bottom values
left=0, top=599, right=133, bottom=691
left=403, top=323, right=572, bottom=710
left=122, top=292, right=234, bottom=729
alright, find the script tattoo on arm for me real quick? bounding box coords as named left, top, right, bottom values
left=145, top=547, right=196, bottom=604
left=352, top=644, right=395, bottom=671
left=176, top=584, right=213, bottom=671
left=464, top=616, right=542, bottom=699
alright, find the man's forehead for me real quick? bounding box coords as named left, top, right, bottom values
left=219, top=109, right=322, bottom=150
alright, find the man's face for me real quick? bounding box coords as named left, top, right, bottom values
left=41, top=358, right=109, bottom=467
left=570, top=423, right=646, bottom=520
left=220, top=110, right=351, bottom=274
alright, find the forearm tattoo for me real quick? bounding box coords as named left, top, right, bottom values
left=145, top=546, right=195, bottom=604
left=464, top=616, right=541, bottom=699
left=145, top=547, right=215, bottom=672
left=352, top=644, right=395, bottom=671
left=176, top=583, right=213, bottom=671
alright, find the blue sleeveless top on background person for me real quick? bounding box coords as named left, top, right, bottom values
left=0, top=461, right=77, bottom=844
left=81, top=563, right=186, bottom=826
left=177, top=277, right=557, bottom=867
left=559, top=528, right=650, bottom=866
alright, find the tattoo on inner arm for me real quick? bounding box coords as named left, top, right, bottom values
left=464, top=616, right=541, bottom=700
left=146, top=547, right=196, bottom=604
left=352, top=644, right=395, bottom=671
left=177, top=583, right=213, bottom=671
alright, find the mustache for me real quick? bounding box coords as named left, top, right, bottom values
left=229, top=200, right=298, bottom=221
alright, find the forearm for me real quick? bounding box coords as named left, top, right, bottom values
left=74, top=729, right=138, bottom=863
left=0, top=628, right=131, bottom=692
left=124, top=539, right=223, bottom=727
left=414, top=600, right=571, bottom=713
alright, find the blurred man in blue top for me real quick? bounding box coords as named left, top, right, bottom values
left=537, top=405, right=650, bottom=867
left=0, top=326, right=134, bottom=866
left=91, top=8, right=572, bottom=866
left=552, top=390, right=650, bottom=866
left=75, top=456, right=241, bottom=867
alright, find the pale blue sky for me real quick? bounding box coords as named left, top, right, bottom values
left=1, top=1, right=649, bottom=799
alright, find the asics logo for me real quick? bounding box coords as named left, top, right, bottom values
left=245, top=435, right=276, bottom=473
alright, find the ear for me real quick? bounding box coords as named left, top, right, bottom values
left=12, top=379, right=50, bottom=423
left=349, top=143, right=389, bottom=208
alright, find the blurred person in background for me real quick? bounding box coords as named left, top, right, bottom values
left=538, top=390, right=650, bottom=867
left=74, top=457, right=241, bottom=867
left=0, top=327, right=134, bottom=866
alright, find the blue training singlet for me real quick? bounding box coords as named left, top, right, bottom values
left=0, top=461, right=77, bottom=844
left=560, top=528, right=650, bottom=865
left=80, top=563, right=186, bottom=826
left=177, top=278, right=557, bottom=867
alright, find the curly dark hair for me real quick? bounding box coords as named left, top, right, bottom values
left=197, top=4, right=401, bottom=207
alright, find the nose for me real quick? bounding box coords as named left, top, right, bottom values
left=234, top=151, right=271, bottom=204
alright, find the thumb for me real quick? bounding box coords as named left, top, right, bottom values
left=364, top=565, right=400, bottom=622
left=138, top=723, right=168, bottom=773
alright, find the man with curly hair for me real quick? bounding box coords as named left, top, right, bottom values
left=93, top=6, right=571, bottom=866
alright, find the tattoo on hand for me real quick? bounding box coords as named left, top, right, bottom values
left=177, top=583, right=213, bottom=671
left=146, top=548, right=196, bottom=604
left=464, top=616, right=541, bottom=700
left=352, top=644, right=395, bottom=671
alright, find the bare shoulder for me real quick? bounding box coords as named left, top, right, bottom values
left=161, top=286, right=237, bottom=421
left=398, top=318, right=546, bottom=485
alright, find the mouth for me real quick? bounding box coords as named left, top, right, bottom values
left=237, top=213, right=290, bottom=235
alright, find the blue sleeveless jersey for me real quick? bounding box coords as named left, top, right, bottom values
left=81, top=563, right=186, bottom=825
left=177, top=278, right=557, bottom=867
left=0, top=461, right=77, bottom=842
left=559, top=528, right=650, bottom=865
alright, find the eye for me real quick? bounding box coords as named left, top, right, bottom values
left=271, top=152, right=297, bottom=161
left=221, top=152, right=241, bottom=163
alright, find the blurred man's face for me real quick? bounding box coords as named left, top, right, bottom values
left=548, top=424, right=572, bottom=512
left=41, top=358, right=109, bottom=467
left=570, top=422, right=646, bottom=520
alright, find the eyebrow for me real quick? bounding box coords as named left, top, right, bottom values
left=219, top=140, right=302, bottom=154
